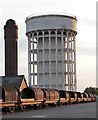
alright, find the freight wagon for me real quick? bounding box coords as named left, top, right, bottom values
left=0, top=84, right=96, bottom=113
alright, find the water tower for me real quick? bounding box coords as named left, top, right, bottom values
left=26, top=14, right=77, bottom=91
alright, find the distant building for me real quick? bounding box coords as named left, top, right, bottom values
left=26, top=14, right=77, bottom=91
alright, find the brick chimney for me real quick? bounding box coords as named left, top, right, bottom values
left=4, top=19, right=18, bottom=76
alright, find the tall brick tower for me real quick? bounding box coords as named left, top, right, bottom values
left=4, top=19, right=18, bottom=76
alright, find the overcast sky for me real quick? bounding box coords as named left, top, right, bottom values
left=0, top=0, right=96, bottom=92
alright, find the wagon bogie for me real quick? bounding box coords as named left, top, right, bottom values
left=8, top=106, right=15, bottom=113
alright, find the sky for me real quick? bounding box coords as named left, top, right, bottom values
left=0, top=0, right=96, bottom=92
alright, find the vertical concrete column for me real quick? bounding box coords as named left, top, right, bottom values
left=66, top=31, right=70, bottom=91
left=28, top=33, right=31, bottom=85
left=73, top=33, right=77, bottom=91
left=61, top=30, right=65, bottom=89
left=4, top=19, right=18, bottom=76
left=32, top=34, right=35, bottom=86
left=49, top=30, right=51, bottom=88
left=70, top=32, right=73, bottom=91
left=42, top=31, right=45, bottom=87
left=37, top=32, right=39, bottom=87
left=55, top=30, right=58, bottom=88
left=63, top=36, right=66, bottom=90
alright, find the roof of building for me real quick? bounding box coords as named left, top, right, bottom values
left=0, top=75, right=28, bottom=89
left=26, top=13, right=77, bottom=21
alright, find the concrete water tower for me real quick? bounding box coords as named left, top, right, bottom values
left=26, top=14, right=77, bottom=91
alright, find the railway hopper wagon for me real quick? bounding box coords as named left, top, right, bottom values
left=86, top=93, right=96, bottom=102
left=41, top=88, right=59, bottom=106
left=69, top=91, right=78, bottom=104
left=82, top=92, right=89, bottom=102
left=20, top=86, right=44, bottom=109
left=87, top=93, right=92, bottom=102
left=0, top=84, right=96, bottom=113
left=90, top=94, right=94, bottom=102
left=0, top=85, right=19, bottom=113
left=59, top=90, right=70, bottom=105
left=76, top=92, right=83, bottom=103
left=91, top=94, right=96, bottom=102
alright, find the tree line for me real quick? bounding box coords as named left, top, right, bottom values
left=84, top=87, right=98, bottom=95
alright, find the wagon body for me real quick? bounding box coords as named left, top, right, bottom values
left=20, top=87, right=44, bottom=106
left=59, top=90, right=70, bottom=104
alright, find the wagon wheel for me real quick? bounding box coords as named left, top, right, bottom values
left=21, top=106, right=26, bottom=112
left=9, top=107, right=15, bottom=113
left=2, top=107, right=8, bottom=114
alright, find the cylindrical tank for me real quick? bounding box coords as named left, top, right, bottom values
left=4, top=19, right=18, bottom=76
left=26, top=14, right=77, bottom=91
